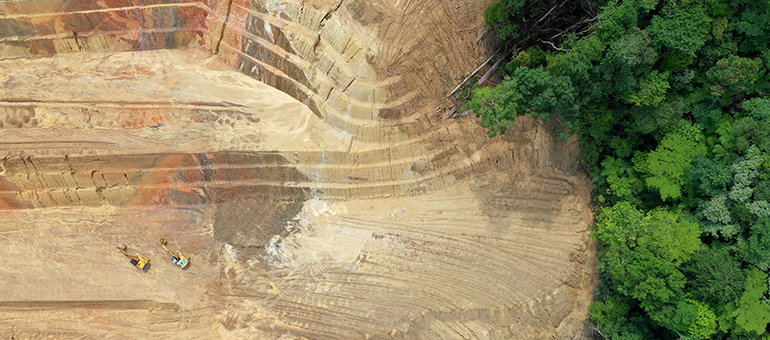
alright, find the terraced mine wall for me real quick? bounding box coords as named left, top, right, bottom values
left=1, top=0, right=484, bottom=140
left=0, top=1, right=224, bottom=56
left=0, top=1, right=597, bottom=339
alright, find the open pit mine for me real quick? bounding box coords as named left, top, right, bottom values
left=0, top=0, right=597, bottom=339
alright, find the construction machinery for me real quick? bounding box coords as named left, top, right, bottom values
left=117, top=246, right=150, bottom=270
left=159, top=238, right=189, bottom=269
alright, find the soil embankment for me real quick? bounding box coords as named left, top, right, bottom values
left=0, top=1, right=596, bottom=339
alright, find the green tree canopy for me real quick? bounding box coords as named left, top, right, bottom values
left=596, top=0, right=659, bottom=42
left=607, top=27, right=658, bottom=70
left=730, top=0, right=770, bottom=54
left=685, top=245, right=746, bottom=306
left=706, top=56, right=765, bottom=97
left=745, top=216, right=770, bottom=271
left=466, top=66, right=577, bottom=137
left=594, top=202, right=702, bottom=325
left=642, top=124, right=707, bottom=201
left=687, top=155, right=733, bottom=197
left=744, top=97, right=770, bottom=121
left=483, top=0, right=523, bottom=40
left=477, top=0, right=770, bottom=337
left=599, top=156, right=645, bottom=205
left=648, top=2, right=712, bottom=57
left=669, top=299, right=717, bottom=340
left=732, top=117, right=770, bottom=153
left=698, top=194, right=741, bottom=239
left=627, top=70, right=671, bottom=107
left=732, top=267, right=770, bottom=335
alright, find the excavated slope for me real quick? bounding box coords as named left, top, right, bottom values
left=0, top=1, right=597, bottom=339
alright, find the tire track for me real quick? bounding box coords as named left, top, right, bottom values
left=240, top=204, right=584, bottom=338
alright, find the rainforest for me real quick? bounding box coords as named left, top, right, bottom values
left=472, top=0, right=770, bottom=338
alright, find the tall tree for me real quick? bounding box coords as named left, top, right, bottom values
left=731, top=268, right=770, bottom=336
left=668, top=299, right=717, bottom=340
left=685, top=246, right=745, bottom=306
left=745, top=216, right=770, bottom=271
left=593, top=202, right=702, bottom=325
left=706, top=56, right=765, bottom=98
left=641, top=124, right=707, bottom=201
left=465, top=66, right=577, bottom=136
left=647, top=2, right=712, bottom=57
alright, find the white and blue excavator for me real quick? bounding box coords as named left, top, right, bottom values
left=158, top=238, right=189, bottom=269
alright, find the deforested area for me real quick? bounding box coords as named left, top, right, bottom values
left=0, top=1, right=597, bottom=339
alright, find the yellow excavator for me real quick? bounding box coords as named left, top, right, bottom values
left=159, top=238, right=190, bottom=269
left=117, top=246, right=150, bottom=270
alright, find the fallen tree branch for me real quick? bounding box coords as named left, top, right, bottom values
left=534, top=0, right=571, bottom=32
left=448, top=53, right=496, bottom=97
left=536, top=0, right=569, bottom=24
left=454, top=109, right=473, bottom=118
left=475, top=51, right=511, bottom=85
left=542, top=40, right=572, bottom=52
left=550, top=14, right=598, bottom=39
left=472, top=28, right=490, bottom=51
left=474, top=34, right=538, bottom=86
left=446, top=106, right=473, bottom=119
left=446, top=105, right=457, bottom=118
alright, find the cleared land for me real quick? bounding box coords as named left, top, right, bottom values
left=0, top=1, right=596, bottom=339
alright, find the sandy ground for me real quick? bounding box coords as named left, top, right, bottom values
left=0, top=49, right=352, bottom=155
left=0, top=48, right=596, bottom=339
left=0, top=0, right=597, bottom=338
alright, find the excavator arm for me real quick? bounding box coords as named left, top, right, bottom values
left=158, top=238, right=176, bottom=257
left=158, top=239, right=190, bottom=269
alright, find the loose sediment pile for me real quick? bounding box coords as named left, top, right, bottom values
left=0, top=1, right=596, bottom=339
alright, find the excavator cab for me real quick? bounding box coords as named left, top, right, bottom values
left=159, top=238, right=189, bottom=269
left=117, top=246, right=149, bottom=270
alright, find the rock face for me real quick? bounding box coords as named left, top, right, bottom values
left=0, top=1, right=597, bottom=339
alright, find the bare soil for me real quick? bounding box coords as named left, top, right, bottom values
left=0, top=1, right=597, bottom=339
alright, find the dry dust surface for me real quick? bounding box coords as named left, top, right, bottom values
left=0, top=48, right=597, bottom=339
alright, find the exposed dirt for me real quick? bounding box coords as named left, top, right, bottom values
left=0, top=1, right=596, bottom=339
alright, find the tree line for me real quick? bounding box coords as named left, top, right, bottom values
left=468, top=0, right=770, bottom=338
